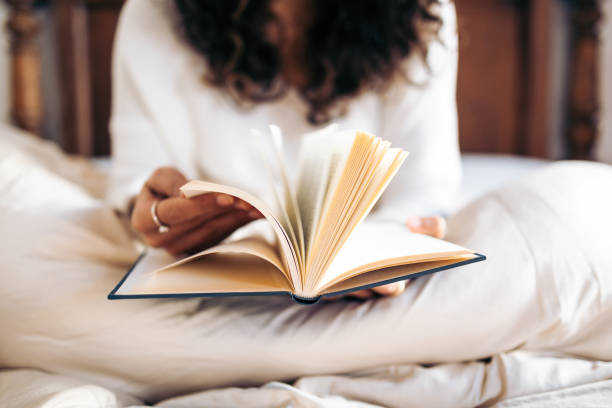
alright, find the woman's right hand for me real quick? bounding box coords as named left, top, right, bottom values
left=131, top=167, right=263, bottom=255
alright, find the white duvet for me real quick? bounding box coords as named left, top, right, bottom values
left=1, top=124, right=612, bottom=408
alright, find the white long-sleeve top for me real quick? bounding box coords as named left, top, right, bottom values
left=108, top=0, right=461, bottom=220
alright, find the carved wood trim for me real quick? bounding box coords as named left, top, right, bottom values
left=53, top=0, right=123, bottom=156
left=55, top=0, right=94, bottom=155
left=524, top=0, right=553, bottom=158
left=566, top=0, right=602, bottom=160
left=5, top=0, right=42, bottom=135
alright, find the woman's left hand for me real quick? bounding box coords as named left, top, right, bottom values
left=346, top=216, right=447, bottom=299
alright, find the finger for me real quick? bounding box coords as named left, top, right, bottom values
left=143, top=208, right=263, bottom=248
left=131, top=186, right=160, bottom=233
left=133, top=191, right=255, bottom=234
left=132, top=168, right=188, bottom=233
left=141, top=210, right=240, bottom=248
left=405, top=216, right=447, bottom=239
left=372, top=280, right=407, bottom=296
left=165, top=210, right=259, bottom=255
left=131, top=185, right=214, bottom=234
left=146, top=167, right=188, bottom=197
left=324, top=290, right=371, bottom=301
left=348, top=289, right=375, bottom=299
left=155, top=193, right=242, bottom=227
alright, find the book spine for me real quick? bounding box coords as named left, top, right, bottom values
left=291, top=294, right=322, bottom=305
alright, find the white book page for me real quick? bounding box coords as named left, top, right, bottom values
left=313, top=148, right=408, bottom=281
left=116, top=247, right=292, bottom=296
left=180, top=180, right=301, bottom=293
left=305, top=131, right=406, bottom=293
left=269, top=125, right=306, bottom=270
left=295, top=125, right=353, bottom=253
left=321, top=256, right=475, bottom=295
left=156, top=234, right=285, bottom=276
left=316, top=221, right=474, bottom=292
left=251, top=127, right=305, bottom=272
left=114, top=249, right=176, bottom=295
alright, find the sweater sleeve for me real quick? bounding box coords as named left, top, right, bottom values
left=372, top=1, right=461, bottom=221
left=107, top=0, right=200, bottom=211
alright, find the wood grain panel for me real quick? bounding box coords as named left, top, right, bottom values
left=566, top=0, right=602, bottom=160
left=6, top=0, right=43, bottom=135
left=87, top=3, right=122, bottom=155
left=455, top=0, right=528, bottom=154
left=5, top=0, right=602, bottom=159
left=54, top=0, right=124, bottom=156
left=524, top=0, right=553, bottom=158
left=55, top=0, right=93, bottom=154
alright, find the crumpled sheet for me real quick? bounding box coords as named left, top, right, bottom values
left=1, top=124, right=612, bottom=407
left=2, top=353, right=612, bottom=408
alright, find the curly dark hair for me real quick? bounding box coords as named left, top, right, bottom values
left=174, top=0, right=443, bottom=124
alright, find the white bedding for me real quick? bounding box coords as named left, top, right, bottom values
left=1, top=124, right=611, bottom=408
left=457, top=154, right=546, bottom=210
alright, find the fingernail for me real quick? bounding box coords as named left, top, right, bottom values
left=405, top=216, right=422, bottom=230
left=249, top=209, right=263, bottom=219
left=377, top=284, right=395, bottom=295
left=389, top=282, right=403, bottom=293
left=382, top=282, right=406, bottom=296
left=216, top=194, right=234, bottom=206
left=423, top=216, right=446, bottom=238
left=235, top=200, right=251, bottom=211
left=396, top=281, right=407, bottom=294
left=422, top=217, right=437, bottom=227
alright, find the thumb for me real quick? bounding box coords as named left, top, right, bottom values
left=405, top=216, right=447, bottom=239
left=146, top=167, right=188, bottom=197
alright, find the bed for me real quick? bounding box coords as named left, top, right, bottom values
left=2, top=121, right=612, bottom=408
left=1, top=1, right=610, bottom=407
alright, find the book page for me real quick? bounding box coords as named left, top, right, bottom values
left=321, top=255, right=476, bottom=295
left=250, top=127, right=305, bottom=273
left=268, top=125, right=306, bottom=270
left=304, top=131, right=408, bottom=294
left=303, top=131, right=371, bottom=290
left=316, top=222, right=474, bottom=292
left=157, top=234, right=285, bottom=276
left=311, top=148, right=407, bottom=284
left=116, top=248, right=292, bottom=296
left=295, top=125, right=353, bottom=254
left=180, top=180, right=301, bottom=293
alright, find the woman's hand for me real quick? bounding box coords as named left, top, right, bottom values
left=131, top=167, right=263, bottom=255
left=345, top=215, right=447, bottom=299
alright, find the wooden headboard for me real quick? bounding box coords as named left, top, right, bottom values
left=7, top=0, right=123, bottom=156
left=5, top=0, right=604, bottom=159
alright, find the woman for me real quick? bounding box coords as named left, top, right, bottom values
left=110, top=0, right=459, bottom=299
left=1, top=0, right=610, bottom=405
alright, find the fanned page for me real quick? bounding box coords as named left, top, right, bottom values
left=295, top=124, right=349, bottom=252
left=250, top=127, right=306, bottom=273
left=301, top=131, right=409, bottom=295
left=180, top=181, right=302, bottom=293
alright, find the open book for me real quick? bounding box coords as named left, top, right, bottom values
left=109, top=126, right=484, bottom=304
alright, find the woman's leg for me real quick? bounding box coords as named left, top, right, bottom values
left=1, top=161, right=611, bottom=402
left=445, top=161, right=612, bottom=359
